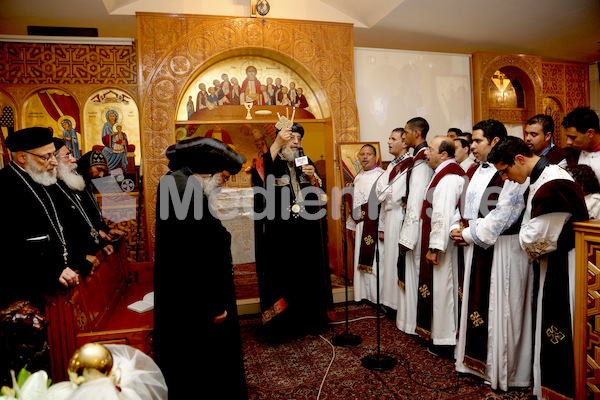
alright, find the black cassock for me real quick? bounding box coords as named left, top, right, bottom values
left=154, top=167, right=247, bottom=399
left=0, top=162, right=68, bottom=311
left=0, top=162, right=68, bottom=382
left=251, top=152, right=334, bottom=340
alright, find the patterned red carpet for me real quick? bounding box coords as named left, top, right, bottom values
left=235, top=263, right=260, bottom=299
left=239, top=303, right=532, bottom=400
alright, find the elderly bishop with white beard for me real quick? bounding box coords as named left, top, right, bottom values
left=47, top=138, right=111, bottom=278
left=251, top=122, right=335, bottom=341
left=154, top=137, right=248, bottom=399
left=0, top=128, right=81, bottom=312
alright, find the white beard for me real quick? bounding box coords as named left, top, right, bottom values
left=24, top=155, right=57, bottom=186
left=203, top=174, right=222, bottom=198
left=281, top=145, right=299, bottom=162
left=57, top=162, right=86, bottom=191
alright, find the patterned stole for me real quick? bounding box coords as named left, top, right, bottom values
left=455, top=161, right=479, bottom=314
left=466, top=161, right=479, bottom=179
left=390, top=156, right=414, bottom=290
left=531, top=178, right=588, bottom=399
left=355, top=179, right=383, bottom=273
left=461, top=170, right=504, bottom=373
left=415, top=162, right=465, bottom=340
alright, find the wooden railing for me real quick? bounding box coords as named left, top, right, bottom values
left=574, top=219, right=600, bottom=399
left=44, top=239, right=153, bottom=383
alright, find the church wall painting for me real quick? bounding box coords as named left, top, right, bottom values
left=83, top=88, right=141, bottom=171
left=176, top=55, right=323, bottom=121
left=21, top=88, right=83, bottom=156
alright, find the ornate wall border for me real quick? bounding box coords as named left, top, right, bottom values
left=137, top=13, right=360, bottom=266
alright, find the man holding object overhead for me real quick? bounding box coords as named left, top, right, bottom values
left=251, top=122, right=334, bottom=340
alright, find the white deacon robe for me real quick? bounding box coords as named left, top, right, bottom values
left=397, top=145, right=433, bottom=334
left=520, top=164, right=584, bottom=400
left=421, top=159, right=465, bottom=345
left=376, top=153, right=412, bottom=310
left=346, top=166, right=385, bottom=304
left=573, top=149, right=600, bottom=182
left=453, top=163, right=533, bottom=390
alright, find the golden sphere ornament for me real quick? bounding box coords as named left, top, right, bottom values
left=67, top=343, right=113, bottom=385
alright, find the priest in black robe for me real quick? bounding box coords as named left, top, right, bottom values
left=0, top=127, right=81, bottom=382
left=154, top=137, right=247, bottom=399
left=251, top=123, right=334, bottom=340
left=75, top=150, right=126, bottom=245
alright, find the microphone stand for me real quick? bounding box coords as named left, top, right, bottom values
left=331, top=178, right=362, bottom=348
left=361, top=159, right=398, bottom=371
left=361, top=233, right=396, bottom=371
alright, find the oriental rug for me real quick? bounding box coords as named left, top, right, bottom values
left=239, top=303, right=532, bottom=400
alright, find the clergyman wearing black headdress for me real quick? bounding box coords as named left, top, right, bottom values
left=154, top=137, right=248, bottom=399
left=250, top=122, right=335, bottom=340
left=0, top=127, right=81, bottom=381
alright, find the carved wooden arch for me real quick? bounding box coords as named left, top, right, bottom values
left=138, top=14, right=360, bottom=259
left=472, top=52, right=543, bottom=124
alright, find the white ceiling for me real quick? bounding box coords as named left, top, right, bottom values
left=1, top=0, right=599, bottom=64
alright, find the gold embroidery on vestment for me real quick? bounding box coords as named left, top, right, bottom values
left=546, top=325, right=565, bottom=345
left=470, top=311, right=484, bottom=327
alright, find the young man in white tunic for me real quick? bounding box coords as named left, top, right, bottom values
left=376, top=128, right=412, bottom=311
left=415, top=136, right=465, bottom=352
left=397, top=117, right=433, bottom=334
left=488, top=136, right=588, bottom=400
left=450, top=120, right=533, bottom=391
left=346, top=144, right=385, bottom=304
left=563, top=107, right=600, bottom=180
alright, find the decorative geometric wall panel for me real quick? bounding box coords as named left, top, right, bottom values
left=0, top=43, right=137, bottom=85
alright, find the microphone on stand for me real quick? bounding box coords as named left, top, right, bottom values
left=331, top=147, right=364, bottom=348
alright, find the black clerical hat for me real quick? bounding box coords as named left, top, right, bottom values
left=52, top=137, right=67, bottom=152
left=166, top=137, right=246, bottom=175
left=275, top=122, right=304, bottom=138
left=76, top=150, right=108, bottom=180
left=5, top=127, right=54, bottom=152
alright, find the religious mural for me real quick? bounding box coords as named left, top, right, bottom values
left=22, top=88, right=82, bottom=157
left=177, top=56, right=321, bottom=121
left=83, top=88, right=141, bottom=174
